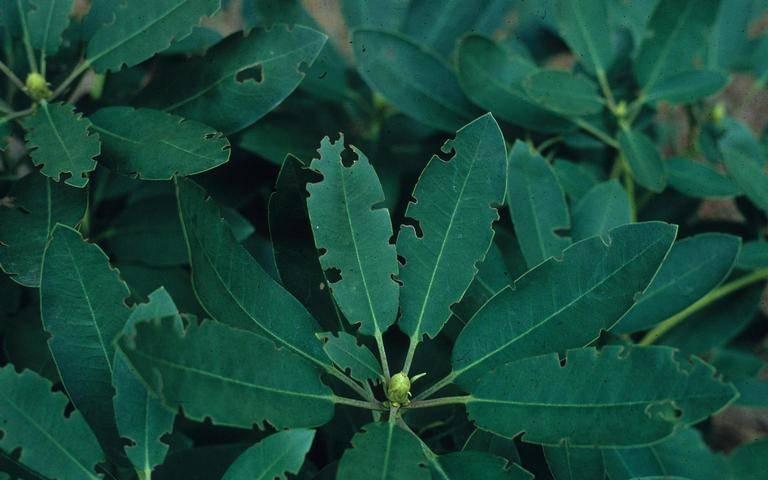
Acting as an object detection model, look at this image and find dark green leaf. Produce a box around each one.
[462,429,521,465]
[729,437,768,480]
[524,70,603,116]
[643,70,729,105]
[452,222,676,387]
[618,126,667,192]
[40,224,131,456]
[552,159,599,202]
[175,177,328,367]
[403,0,491,57]
[85,0,221,72]
[353,29,477,132]
[603,428,728,480]
[571,180,631,241]
[24,102,101,188]
[431,451,533,480]
[452,243,511,324]
[221,429,315,480]
[145,25,327,134]
[466,346,737,447]
[543,442,604,480]
[317,331,383,384]
[736,241,768,269]
[0,172,86,287]
[667,157,740,198]
[342,0,409,31]
[0,366,104,480]
[457,35,573,133]
[398,114,507,344]
[89,107,230,180]
[720,120,768,212]
[613,233,740,333]
[506,141,571,267]
[555,0,613,76]
[118,316,336,429]
[26,0,74,54]
[306,135,399,337]
[337,422,430,480]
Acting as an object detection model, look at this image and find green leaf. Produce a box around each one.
[26,0,74,55]
[337,422,430,480]
[452,242,512,324]
[145,25,327,134]
[452,222,677,387]
[463,429,521,465]
[117,316,336,429]
[602,428,728,480]
[729,437,768,480]
[466,346,737,447]
[398,113,507,344]
[720,121,768,212]
[403,0,490,58]
[634,0,720,91]
[523,70,603,116]
[543,442,604,480]
[431,451,533,480]
[85,0,221,73]
[238,116,320,166]
[221,429,315,480]
[555,0,613,76]
[353,29,477,132]
[317,331,383,384]
[89,107,230,180]
[618,126,667,192]
[305,135,399,337]
[737,241,768,269]
[667,157,740,198]
[614,233,740,334]
[269,155,339,329]
[175,177,328,368]
[24,102,101,188]
[506,141,571,268]
[0,366,104,480]
[643,70,729,105]
[113,289,177,477]
[341,0,409,31]
[571,180,631,241]
[552,159,599,203]
[0,172,86,287]
[456,35,573,133]
[40,224,131,456]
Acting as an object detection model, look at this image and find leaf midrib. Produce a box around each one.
[471,391,730,408]
[92,124,223,162]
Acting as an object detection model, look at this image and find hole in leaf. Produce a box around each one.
[397,254,407,266]
[391,273,403,286]
[437,139,456,162]
[236,64,263,84]
[341,148,358,167]
[401,217,424,238]
[325,267,342,283]
[297,60,310,74]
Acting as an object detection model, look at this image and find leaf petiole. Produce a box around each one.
[407,395,471,409]
[332,396,386,411]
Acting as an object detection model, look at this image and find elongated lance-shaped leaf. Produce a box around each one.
[456,35,573,133]
[269,155,340,330]
[523,70,604,116]
[24,102,101,188]
[403,0,492,58]
[430,451,533,480]
[337,422,431,480]
[175,177,328,368]
[89,107,230,180]
[85,0,221,73]
[113,288,178,478]
[26,0,74,55]
[506,141,571,268]
[667,157,740,198]
[643,70,729,105]
[0,366,104,480]
[634,0,721,91]
[397,113,507,348]
[451,222,677,387]
[543,441,603,480]
[613,233,740,334]
[555,0,613,76]
[618,126,667,193]
[40,224,131,457]
[353,29,478,132]
[720,120,768,212]
[466,346,737,447]
[0,172,86,287]
[571,179,631,241]
[452,242,512,324]
[602,427,728,480]
[142,25,327,134]
[305,135,399,338]
[221,429,315,480]
[117,316,336,429]
[317,332,383,384]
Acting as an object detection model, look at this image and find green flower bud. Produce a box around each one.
[25,73,52,102]
[712,102,727,124]
[387,372,411,406]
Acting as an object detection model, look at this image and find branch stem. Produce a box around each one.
[573,118,619,149]
[413,373,456,401]
[0,60,26,91]
[374,331,391,380]
[408,395,470,409]
[327,368,375,402]
[333,396,385,410]
[51,60,91,100]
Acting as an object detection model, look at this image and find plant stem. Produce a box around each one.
[17,0,39,74]
[0,60,26,92]
[402,337,418,375]
[596,69,617,112]
[413,373,456,401]
[537,135,563,153]
[327,368,376,402]
[333,396,385,411]
[573,118,619,149]
[0,106,35,125]
[374,331,391,380]
[408,395,471,409]
[623,161,636,222]
[639,267,768,345]
[51,60,90,100]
